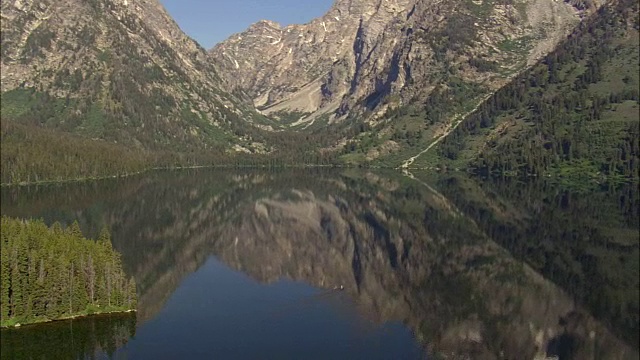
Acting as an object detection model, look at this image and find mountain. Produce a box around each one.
[211,0,600,129]
[211,0,639,176]
[0,0,268,153]
[434,0,639,178]
[1,0,637,182]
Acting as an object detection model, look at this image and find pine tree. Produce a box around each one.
[0,220,11,321]
[1,217,136,326]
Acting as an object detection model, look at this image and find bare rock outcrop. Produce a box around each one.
[210,0,604,127]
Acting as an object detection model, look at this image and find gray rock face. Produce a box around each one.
[210,0,414,118]
[0,0,608,153]
[210,0,603,126]
[208,178,635,360]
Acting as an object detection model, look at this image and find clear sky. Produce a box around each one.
[160,0,334,49]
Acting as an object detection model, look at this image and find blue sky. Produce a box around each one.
[160,0,334,49]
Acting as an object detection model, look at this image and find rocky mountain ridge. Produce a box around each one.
[211,0,602,129]
[1,0,635,177]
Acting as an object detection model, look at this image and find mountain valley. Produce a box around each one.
[1,2,639,357]
[0,0,638,183]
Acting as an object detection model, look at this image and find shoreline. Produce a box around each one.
[1,164,637,188]
[0,164,360,187]
[0,170,150,188]
[1,309,136,330]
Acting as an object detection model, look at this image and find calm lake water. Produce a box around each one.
[1,169,638,359]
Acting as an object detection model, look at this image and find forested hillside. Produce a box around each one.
[0,217,136,327]
[0,0,638,184]
[430,0,639,179]
[0,119,243,185]
[0,118,344,184]
[0,120,150,184]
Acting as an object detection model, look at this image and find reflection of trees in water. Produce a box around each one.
[432,175,639,349]
[1,169,637,359]
[208,172,637,359]
[0,312,136,360]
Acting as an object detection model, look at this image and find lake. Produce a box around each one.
[1,169,638,359]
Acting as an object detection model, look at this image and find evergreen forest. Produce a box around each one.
[0,217,137,327]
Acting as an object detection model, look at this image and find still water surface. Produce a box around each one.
[1,169,638,359]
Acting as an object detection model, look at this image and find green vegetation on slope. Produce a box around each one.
[335,75,488,168]
[433,0,639,179]
[0,217,137,328]
[2,1,637,183]
[0,120,150,184]
[0,117,347,185]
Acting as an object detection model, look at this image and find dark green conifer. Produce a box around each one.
[0,217,136,327]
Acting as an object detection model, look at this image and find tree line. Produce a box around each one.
[0,120,152,185]
[0,217,136,327]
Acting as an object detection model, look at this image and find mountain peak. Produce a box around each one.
[329,0,412,17]
[211,0,600,127]
[251,19,282,30]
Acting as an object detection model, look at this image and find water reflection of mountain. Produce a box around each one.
[1,169,637,359]
[428,174,639,348]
